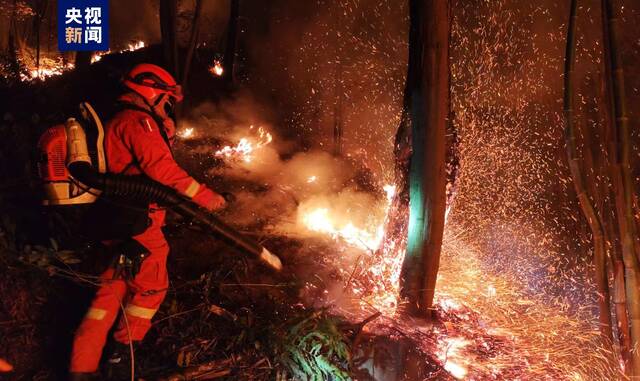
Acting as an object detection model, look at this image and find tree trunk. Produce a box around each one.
[8,0,20,80]
[602,0,640,377]
[399,0,450,317]
[376,0,417,276]
[75,51,92,72]
[33,0,47,73]
[563,0,614,345]
[223,0,240,84]
[598,29,631,368]
[181,0,205,88]
[160,0,179,76]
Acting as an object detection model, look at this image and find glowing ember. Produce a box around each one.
[383,184,396,202]
[209,60,224,77]
[437,336,470,379]
[21,57,74,81]
[177,127,195,139]
[307,175,318,183]
[214,126,272,163]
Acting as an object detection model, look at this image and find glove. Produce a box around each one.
[192,187,226,211]
[206,192,227,211]
[112,239,150,280]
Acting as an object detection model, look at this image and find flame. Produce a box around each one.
[307,175,318,183]
[300,184,396,252]
[301,208,385,251]
[437,336,471,379]
[91,40,145,64]
[177,127,195,139]
[21,57,74,81]
[209,60,224,77]
[214,126,273,163]
[126,40,146,51]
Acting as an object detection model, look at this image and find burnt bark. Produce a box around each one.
[398,0,450,317]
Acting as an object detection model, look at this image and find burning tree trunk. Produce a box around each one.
[160,0,179,76]
[562,0,614,344]
[223,0,240,84]
[601,0,640,376]
[398,0,450,317]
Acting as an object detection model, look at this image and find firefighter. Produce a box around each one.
[69,63,226,379]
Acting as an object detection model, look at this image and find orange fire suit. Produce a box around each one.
[70,94,223,373]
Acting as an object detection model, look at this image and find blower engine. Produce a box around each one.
[36,103,282,271]
[37,102,105,206]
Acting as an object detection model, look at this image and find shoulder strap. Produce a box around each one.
[115,102,173,152]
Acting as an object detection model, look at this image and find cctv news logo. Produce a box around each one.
[58,0,109,51]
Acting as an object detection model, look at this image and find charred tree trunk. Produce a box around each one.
[602,0,640,377]
[399,0,450,317]
[223,0,240,84]
[563,0,613,344]
[160,0,179,76]
[181,0,205,88]
[377,0,418,273]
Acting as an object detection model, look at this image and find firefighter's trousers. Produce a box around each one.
[70,209,168,373]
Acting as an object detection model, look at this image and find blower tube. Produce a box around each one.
[67,161,283,271]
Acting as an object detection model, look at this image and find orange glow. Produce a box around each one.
[21,57,74,81]
[209,60,224,77]
[91,40,146,64]
[214,126,272,163]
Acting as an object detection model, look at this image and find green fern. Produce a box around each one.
[278,312,352,380]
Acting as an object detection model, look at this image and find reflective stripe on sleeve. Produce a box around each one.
[85,307,107,320]
[124,304,157,320]
[183,180,200,198]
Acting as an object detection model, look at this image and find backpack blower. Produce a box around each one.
[37,103,282,271]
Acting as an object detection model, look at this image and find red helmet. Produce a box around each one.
[122,63,183,103]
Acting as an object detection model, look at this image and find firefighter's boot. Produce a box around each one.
[105,342,136,380]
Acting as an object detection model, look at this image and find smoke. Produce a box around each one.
[179,93,389,246]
